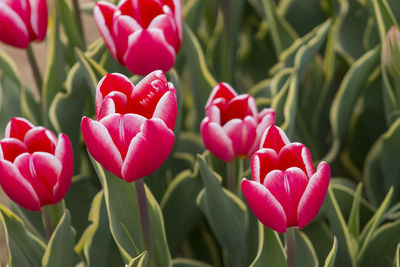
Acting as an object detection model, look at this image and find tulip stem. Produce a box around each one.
[134,179,153,261]
[41,201,65,241]
[26,45,42,94]
[286,227,296,267]
[227,160,236,194]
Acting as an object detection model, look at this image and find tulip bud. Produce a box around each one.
[200,82,275,162]
[0,0,48,48]
[241,125,330,233]
[93,0,182,75]
[81,70,177,182]
[385,26,400,78]
[0,118,73,211]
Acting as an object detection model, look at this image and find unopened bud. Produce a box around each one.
[385,26,400,78]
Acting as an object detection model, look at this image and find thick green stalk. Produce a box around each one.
[71,0,86,47]
[227,160,237,194]
[26,45,42,94]
[41,201,64,240]
[286,227,296,267]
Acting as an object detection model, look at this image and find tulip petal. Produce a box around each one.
[206,82,237,108]
[24,127,57,154]
[260,125,290,152]
[100,113,146,159]
[263,168,308,227]
[222,95,258,124]
[123,28,176,75]
[0,138,28,162]
[223,117,257,157]
[129,70,169,118]
[153,88,177,130]
[201,119,234,162]
[96,73,133,116]
[251,149,278,183]
[171,0,182,42]
[81,117,123,178]
[205,105,221,124]
[121,118,174,182]
[132,0,163,28]
[148,13,179,51]
[0,3,30,48]
[29,0,47,40]
[5,117,34,140]
[0,160,40,211]
[278,143,315,177]
[94,2,118,59]
[248,108,275,155]
[297,162,330,228]
[241,179,287,233]
[113,15,141,62]
[53,134,73,203]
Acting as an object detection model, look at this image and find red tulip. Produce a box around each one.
[201,82,275,162]
[241,125,330,233]
[0,118,73,211]
[0,0,48,48]
[94,0,182,75]
[81,70,177,182]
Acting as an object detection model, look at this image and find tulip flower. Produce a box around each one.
[93,0,182,75]
[241,125,330,233]
[81,70,177,182]
[0,118,73,211]
[201,82,275,162]
[0,0,48,48]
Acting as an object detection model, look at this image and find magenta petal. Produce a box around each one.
[5,117,34,140]
[172,0,182,42]
[123,29,176,75]
[94,2,118,59]
[148,13,179,51]
[0,3,29,48]
[100,113,146,159]
[297,162,331,228]
[260,125,290,153]
[0,160,40,211]
[24,127,57,154]
[251,149,278,184]
[0,138,28,162]
[200,119,234,162]
[113,15,141,62]
[121,118,174,182]
[81,117,123,178]
[248,108,275,154]
[223,117,257,157]
[152,89,177,131]
[241,179,287,233]
[206,82,237,108]
[29,0,47,40]
[53,134,73,203]
[278,143,315,177]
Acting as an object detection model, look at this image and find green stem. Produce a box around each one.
[71,0,86,47]
[41,202,64,241]
[227,160,236,194]
[134,179,153,261]
[26,45,42,94]
[286,227,296,267]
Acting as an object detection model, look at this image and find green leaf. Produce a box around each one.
[0,48,22,87]
[90,158,171,266]
[55,0,85,50]
[128,252,148,267]
[295,230,319,267]
[250,223,286,267]
[172,258,213,267]
[196,154,248,267]
[0,74,21,137]
[323,187,356,267]
[347,183,363,238]
[357,187,394,259]
[302,221,334,265]
[358,219,400,267]
[394,243,400,267]
[75,191,123,267]
[0,205,46,267]
[324,237,338,267]
[42,6,66,116]
[161,165,203,253]
[182,23,217,128]
[325,47,380,162]
[42,210,75,267]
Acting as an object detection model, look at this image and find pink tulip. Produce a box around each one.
[200,82,275,162]
[241,125,330,233]
[93,0,182,75]
[81,70,177,182]
[0,118,73,211]
[0,0,48,48]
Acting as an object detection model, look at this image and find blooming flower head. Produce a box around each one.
[0,0,48,48]
[81,70,177,182]
[0,118,73,211]
[241,125,330,233]
[94,0,182,75]
[201,82,275,162]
